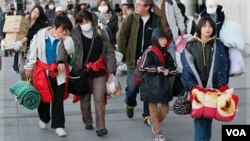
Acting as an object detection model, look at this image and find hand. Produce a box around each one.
[25,69,33,79]
[180,31,185,37]
[157,66,164,73]
[13,41,23,51]
[163,69,169,76]
[57,63,65,72]
[1,39,6,51]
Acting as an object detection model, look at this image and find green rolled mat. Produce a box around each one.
[9,81,27,95]
[10,81,40,110]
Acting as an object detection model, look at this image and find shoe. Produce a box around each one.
[126,106,134,118]
[55,128,67,137]
[39,120,47,129]
[85,125,93,130]
[144,116,152,127]
[154,134,166,141]
[96,128,108,136]
[12,67,19,74]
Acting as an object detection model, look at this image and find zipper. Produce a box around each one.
[202,42,206,66]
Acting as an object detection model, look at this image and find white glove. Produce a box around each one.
[1,40,5,51]
[13,41,23,51]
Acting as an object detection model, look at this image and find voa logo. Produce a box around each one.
[226,129,247,136]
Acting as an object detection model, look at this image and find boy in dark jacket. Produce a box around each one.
[139,28,177,141]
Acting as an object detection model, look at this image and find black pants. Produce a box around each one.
[38,77,65,128]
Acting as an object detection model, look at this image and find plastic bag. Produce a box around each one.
[229,47,246,77]
[115,50,123,66]
[106,74,122,97]
[220,21,245,50]
[116,63,127,76]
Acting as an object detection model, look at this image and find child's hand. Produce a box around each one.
[163,69,169,76]
[157,67,164,73]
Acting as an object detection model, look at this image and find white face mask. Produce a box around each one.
[49,5,55,10]
[81,23,92,32]
[98,5,108,14]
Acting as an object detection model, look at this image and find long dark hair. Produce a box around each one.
[75,11,95,27]
[29,5,47,27]
[195,16,216,38]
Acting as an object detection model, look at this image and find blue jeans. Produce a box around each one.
[125,68,149,117]
[194,118,213,141]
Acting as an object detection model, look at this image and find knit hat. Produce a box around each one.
[206,0,217,14]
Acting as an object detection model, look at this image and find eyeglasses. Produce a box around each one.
[134,3,145,7]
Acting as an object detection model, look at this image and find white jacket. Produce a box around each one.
[24,27,74,70]
[161,0,186,42]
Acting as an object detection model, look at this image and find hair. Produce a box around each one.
[52,14,73,31]
[75,11,94,26]
[151,27,168,47]
[29,5,47,27]
[96,0,112,13]
[195,16,216,38]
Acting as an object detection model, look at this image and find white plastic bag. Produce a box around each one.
[115,50,123,65]
[116,63,127,76]
[220,21,245,50]
[106,74,122,97]
[229,47,246,77]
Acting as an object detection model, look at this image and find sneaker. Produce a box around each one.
[96,128,108,136]
[154,134,166,141]
[144,116,152,127]
[39,120,47,129]
[55,128,67,137]
[12,67,19,74]
[127,106,134,118]
[85,125,93,130]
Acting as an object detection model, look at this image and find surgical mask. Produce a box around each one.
[49,5,55,10]
[98,5,108,14]
[81,23,92,32]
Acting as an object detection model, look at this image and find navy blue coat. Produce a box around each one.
[181,38,230,91]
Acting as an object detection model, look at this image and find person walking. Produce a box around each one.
[12,5,47,80]
[117,0,162,125]
[181,16,230,141]
[45,0,56,26]
[199,0,225,38]
[93,0,118,47]
[24,15,74,137]
[69,11,116,136]
[139,28,177,141]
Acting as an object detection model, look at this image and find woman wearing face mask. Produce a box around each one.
[45,0,56,26]
[69,11,116,136]
[93,0,118,47]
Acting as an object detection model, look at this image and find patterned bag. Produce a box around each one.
[173,92,191,115]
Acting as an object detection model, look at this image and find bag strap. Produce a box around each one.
[84,31,96,66]
[151,46,165,65]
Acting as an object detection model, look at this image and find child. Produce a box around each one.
[139,27,177,141]
[181,16,230,141]
[24,15,74,137]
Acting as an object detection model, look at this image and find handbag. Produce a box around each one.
[68,32,95,96]
[173,92,191,115]
[68,70,90,96]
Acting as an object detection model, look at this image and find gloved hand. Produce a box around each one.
[1,39,5,51]
[13,41,23,51]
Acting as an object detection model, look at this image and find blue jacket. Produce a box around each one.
[181,37,229,91]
